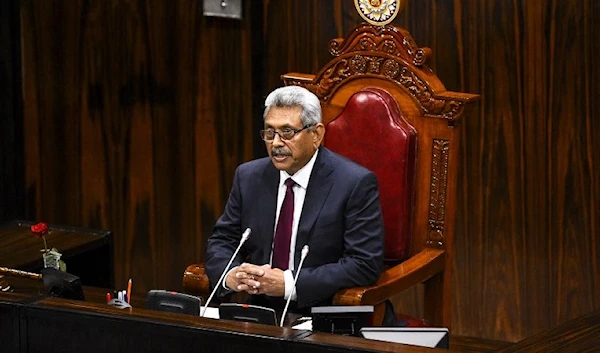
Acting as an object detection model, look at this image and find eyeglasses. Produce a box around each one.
[259,125,314,141]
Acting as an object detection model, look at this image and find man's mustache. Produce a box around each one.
[271,147,292,157]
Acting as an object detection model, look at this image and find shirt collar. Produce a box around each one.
[279,148,319,189]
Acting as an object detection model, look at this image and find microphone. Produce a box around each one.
[279,245,309,327]
[201,228,251,317]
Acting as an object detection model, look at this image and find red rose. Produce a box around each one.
[31,222,49,238]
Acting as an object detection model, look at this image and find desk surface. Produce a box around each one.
[0,220,111,270]
[1,279,453,353]
[496,308,600,353]
[0,220,113,288]
[3,276,599,352]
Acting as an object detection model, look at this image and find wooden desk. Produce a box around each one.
[0,290,30,352]
[1,281,454,353]
[496,309,600,353]
[24,300,453,353]
[0,220,113,288]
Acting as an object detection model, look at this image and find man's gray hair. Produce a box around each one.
[263,86,322,126]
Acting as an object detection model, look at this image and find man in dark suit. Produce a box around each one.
[205,86,384,312]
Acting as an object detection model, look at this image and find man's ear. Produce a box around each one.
[312,123,325,147]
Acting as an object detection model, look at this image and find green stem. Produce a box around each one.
[43,236,48,253]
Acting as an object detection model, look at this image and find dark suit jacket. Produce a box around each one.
[205,146,384,309]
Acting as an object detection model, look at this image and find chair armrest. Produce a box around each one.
[333,248,446,306]
[182,263,210,296]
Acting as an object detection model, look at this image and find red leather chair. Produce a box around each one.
[184,21,479,329]
[324,87,416,263]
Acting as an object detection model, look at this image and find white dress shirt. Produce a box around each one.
[274,148,319,300]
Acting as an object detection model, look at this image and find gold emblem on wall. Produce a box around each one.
[354,0,403,26]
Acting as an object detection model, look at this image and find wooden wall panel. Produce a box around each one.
[453,0,600,341]
[17,0,599,343]
[20,0,254,294]
[260,0,599,342]
[0,0,24,222]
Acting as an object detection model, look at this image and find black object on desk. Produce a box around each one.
[311,305,374,337]
[41,268,85,301]
[219,303,277,325]
[146,290,202,315]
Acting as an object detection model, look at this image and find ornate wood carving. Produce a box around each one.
[328,24,428,65]
[282,24,474,121]
[428,139,449,247]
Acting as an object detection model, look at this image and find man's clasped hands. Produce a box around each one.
[225,263,286,297]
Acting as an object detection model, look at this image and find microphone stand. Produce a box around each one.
[201,228,251,317]
[280,245,309,327]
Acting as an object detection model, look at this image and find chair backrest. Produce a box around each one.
[283,23,479,263]
[324,87,416,262]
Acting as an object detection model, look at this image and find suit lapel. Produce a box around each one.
[256,163,279,265]
[294,148,334,268]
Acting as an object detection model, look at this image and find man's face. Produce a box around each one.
[264,106,324,175]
